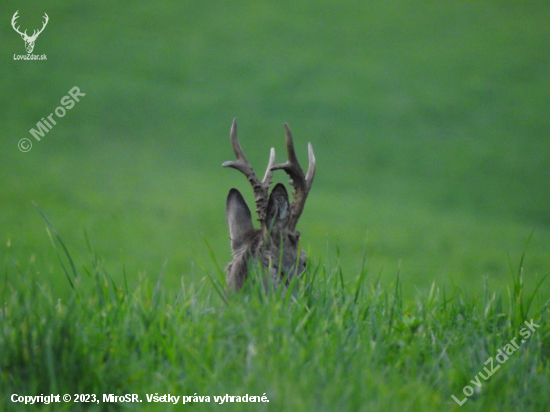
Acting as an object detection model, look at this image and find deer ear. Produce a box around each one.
[226,188,254,251]
[266,183,290,230]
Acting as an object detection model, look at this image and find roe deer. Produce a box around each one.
[223,119,315,292]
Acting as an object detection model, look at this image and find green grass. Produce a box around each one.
[2,0,550,296]
[2,242,549,411]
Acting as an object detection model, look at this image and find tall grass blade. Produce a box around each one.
[34,201,78,289]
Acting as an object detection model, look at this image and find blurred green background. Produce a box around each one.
[2,0,549,297]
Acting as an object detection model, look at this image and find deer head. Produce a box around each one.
[223,119,315,292]
[12,11,49,54]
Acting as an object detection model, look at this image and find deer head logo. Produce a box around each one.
[11,11,49,54]
[223,119,316,292]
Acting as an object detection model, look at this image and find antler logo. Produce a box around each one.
[11,11,49,54]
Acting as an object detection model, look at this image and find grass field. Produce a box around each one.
[2,248,549,411]
[2,0,550,410]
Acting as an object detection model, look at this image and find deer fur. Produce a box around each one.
[223,119,315,292]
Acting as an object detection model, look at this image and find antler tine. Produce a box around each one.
[305,141,316,187]
[222,118,273,224]
[271,123,315,231]
[262,147,276,185]
[222,118,250,172]
[33,13,49,37]
[11,11,25,36]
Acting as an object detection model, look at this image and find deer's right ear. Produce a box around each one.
[226,188,254,252]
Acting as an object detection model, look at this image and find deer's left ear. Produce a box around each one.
[266,183,290,231]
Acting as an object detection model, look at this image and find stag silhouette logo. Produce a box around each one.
[11,11,49,54]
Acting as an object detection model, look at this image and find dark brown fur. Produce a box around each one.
[225,185,307,291]
[223,119,315,292]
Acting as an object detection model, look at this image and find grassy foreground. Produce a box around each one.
[2,242,549,412]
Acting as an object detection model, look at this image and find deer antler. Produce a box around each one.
[11,11,26,37]
[222,118,276,224]
[271,123,316,231]
[30,13,49,40]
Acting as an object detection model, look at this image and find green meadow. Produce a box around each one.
[1,0,549,410]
